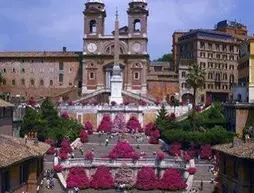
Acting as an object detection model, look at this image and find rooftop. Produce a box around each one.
[213,140,254,159]
[0,135,50,168]
[0,99,14,107]
[0,51,81,58]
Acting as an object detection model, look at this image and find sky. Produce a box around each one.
[0,0,253,60]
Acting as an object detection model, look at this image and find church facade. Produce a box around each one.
[0,0,179,103]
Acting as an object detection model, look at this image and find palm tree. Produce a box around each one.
[186,63,206,105]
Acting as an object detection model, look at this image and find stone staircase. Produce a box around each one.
[74,88,110,103]
[121,90,156,103]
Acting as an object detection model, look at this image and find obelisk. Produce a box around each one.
[110,8,123,104]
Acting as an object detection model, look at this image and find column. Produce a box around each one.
[141,62,147,94]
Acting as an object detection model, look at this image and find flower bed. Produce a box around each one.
[169,142,182,156]
[126,116,142,133]
[85,152,94,160]
[187,167,197,175]
[66,167,90,189]
[53,164,63,173]
[135,167,158,190]
[84,121,93,135]
[80,130,88,143]
[98,115,112,132]
[200,144,213,160]
[112,113,126,133]
[108,141,137,159]
[90,166,114,189]
[159,168,187,191]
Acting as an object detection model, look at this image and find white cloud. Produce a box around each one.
[0,0,236,58]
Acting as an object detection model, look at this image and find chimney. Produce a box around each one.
[63,47,67,52]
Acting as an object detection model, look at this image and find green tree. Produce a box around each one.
[155,104,170,133]
[41,97,59,127]
[186,63,206,105]
[156,53,173,62]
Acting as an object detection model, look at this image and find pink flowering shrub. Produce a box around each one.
[68,100,73,106]
[61,111,69,119]
[156,152,165,161]
[66,167,90,189]
[28,97,36,107]
[112,113,126,133]
[108,141,136,159]
[84,121,93,135]
[200,144,213,160]
[168,113,176,120]
[139,100,147,106]
[47,146,56,155]
[149,129,160,144]
[169,142,182,156]
[183,152,191,162]
[115,166,135,188]
[126,116,142,133]
[188,167,197,175]
[90,166,114,189]
[123,100,129,105]
[59,152,68,160]
[187,146,197,158]
[85,152,94,160]
[155,100,161,106]
[144,122,154,136]
[53,164,63,173]
[135,167,158,190]
[45,138,56,155]
[132,152,141,161]
[60,138,72,154]
[80,130,88,143]
[97,115,112,132]
[159,168,187,191]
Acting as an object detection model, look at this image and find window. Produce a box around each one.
[21,79,25,85]
[134,72,140,80]
[89,20,97,33]
[2,68,6,73]
[69,68,73,73]
[208,43,212,50]
[21,68,25,73]
[230,45,234,52]
[19,164,29,184]
[230,74,234,83]
[59,62,64,70]
[181,83,186,88]
[12,68,16,73]
[134,19,141,32]
[216,44,220,51]
[223,44,227,51]
[59,74,64,82]
[50,80,53,86]
[200,41,205,48]
[181,71,186,78]
[89,72,94,80]
[2,79,6,85]
[40,79,44,86]
[1,171,10,193]
[12,79,16,85]
[222,55,227,60]
[229,55,234,60]
[223,73,227,80]
[216,54,220,59]
[30,79,35,86]
[69,82,73,86]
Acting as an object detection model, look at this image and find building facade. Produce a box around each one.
[215,20,248,38]
[0,99,13,136]
[0,49,81,100]
[237,38,254,102]
[0,135,49,193]
[177,29,240,103]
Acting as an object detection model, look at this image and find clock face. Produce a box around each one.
[133,42,141,53]
[87,43,97,53]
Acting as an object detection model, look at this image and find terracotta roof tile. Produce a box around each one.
[213,142,254,159]
[0,99,13,107]
[0,51,81,58]
[0,135,50,168]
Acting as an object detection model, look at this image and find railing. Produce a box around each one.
[60,158,186,169]
[121,90,156,103]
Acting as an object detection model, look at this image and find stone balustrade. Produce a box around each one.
[59,157,186,169]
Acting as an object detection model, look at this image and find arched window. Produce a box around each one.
[223,73,227,80]
[89,20,97,33]
[40,79,44,86]
[50,80,53,86]
[181,83,186,88]
[216,73,221,81]
[120,47,124,54]
[181,71,186,78]
[134,19,141,32]
[12,80,16,86]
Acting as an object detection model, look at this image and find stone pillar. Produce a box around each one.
[97,63,104,89]
[82,60,88,94]
[127,62,132,91]
[141,62,147,94]
[105,71,109,89]
[27,159,38,193]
